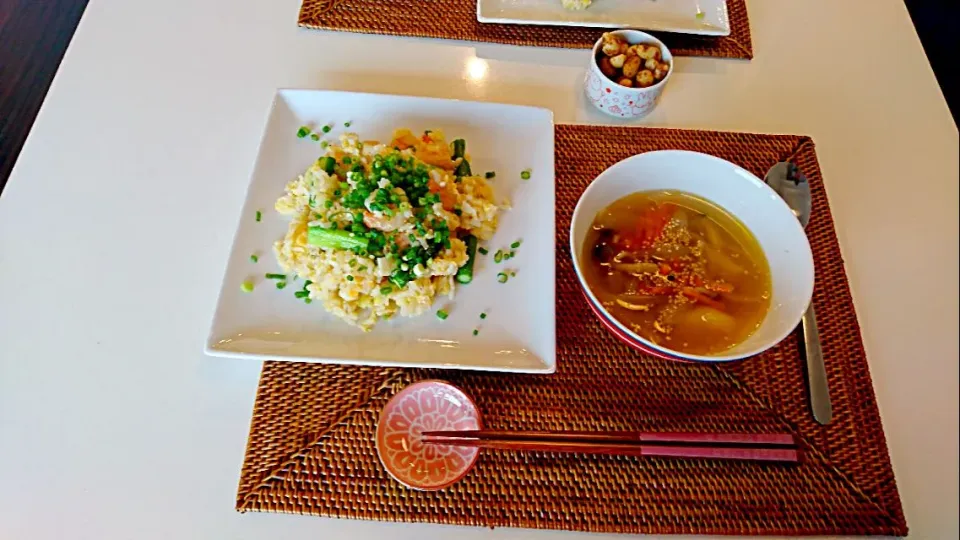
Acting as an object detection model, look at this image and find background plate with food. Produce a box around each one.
[206,90,556,373]
[477,0,731,36]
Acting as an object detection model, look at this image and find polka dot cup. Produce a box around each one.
[584,29,673,120]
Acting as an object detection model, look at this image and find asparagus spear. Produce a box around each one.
[456,235,478,284]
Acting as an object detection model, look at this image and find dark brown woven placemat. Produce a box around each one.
[236,125,907,536]
[299,0,753,59]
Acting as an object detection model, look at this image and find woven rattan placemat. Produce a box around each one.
[298,0,754,59]
[236,125,906,536]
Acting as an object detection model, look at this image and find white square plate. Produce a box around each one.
[478,0,730,36]
[206,90,556,373]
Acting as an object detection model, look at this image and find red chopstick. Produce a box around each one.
[421,430,800,463]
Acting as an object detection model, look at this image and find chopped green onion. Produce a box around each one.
[497,272,508,283]
[322,125,332,133]
[265,273,286,280]
[310,133,320,141]
[380,285,393,295]
[485,171,496,179]
[344,121,352,127]
[480,312,487,319]
[494,250,503,263]
[478,247,489,255]
[520,169,531,180]
[510,240,521,249]
[436,310,449,320]
[320,140,329,149]
[296,126,311,138]
[511,271,517,277]
[696,11,705,19]
[472,329,479,336]
[508,251,516,259]
[276,281,287,290]
[294,290,309,299]
[317,156,336,174]
[342,157,352,165]
[249,254,258,263]
[241,280,254,293]
[324,199,334,209]
[255,210,262,222]
[346,275,354,282]
[304,298,312,304]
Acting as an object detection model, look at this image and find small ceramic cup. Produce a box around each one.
[584,29,674,119]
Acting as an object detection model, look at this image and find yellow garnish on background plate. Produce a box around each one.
[561,0,592,10]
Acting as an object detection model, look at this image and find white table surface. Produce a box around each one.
[0,0,956,538]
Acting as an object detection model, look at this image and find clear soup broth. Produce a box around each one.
[582,191,772,356]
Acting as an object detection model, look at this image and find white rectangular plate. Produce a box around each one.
[478,0,730,36]
[206,90,556,373]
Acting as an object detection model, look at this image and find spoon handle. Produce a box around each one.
[801,303,833,424]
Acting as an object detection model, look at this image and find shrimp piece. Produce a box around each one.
[363,210,406,232]
[428,170,459,211]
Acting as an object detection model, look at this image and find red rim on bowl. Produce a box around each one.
[578,288,694,363]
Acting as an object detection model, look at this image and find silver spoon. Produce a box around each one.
[764,162,833,425]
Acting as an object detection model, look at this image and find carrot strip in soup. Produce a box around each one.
[682,287,725,310]
[635,203,675,248]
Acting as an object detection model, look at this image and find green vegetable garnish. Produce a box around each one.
[497,272,508,283]
[472,329,479,336]
[436,309,449,320]
[249,254,258,263]
[451,139,471,177]
[485,171,496,179]
[696,11,705,19]
[456,235,478,284]
[452,139,466,159]
[510,240,521,249]
[296,126,311,138]
[480,312,487,319]
[304,298,312,304]
[255,210,262,222]
[520,169,531,180]
[344,121,352,127]
[346,275,354,282]
[240,280,254,293]
[494,250,503,263]
[265,273,286,280]
[320,140,329,149]
[276,281,287,290]
[478,247,489,255]
[310,133,320,141]
[322,125,332,133]
[294,290,309,299]
[324,199,334,209]
[380,285,393,295]
[317,156,336,175]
